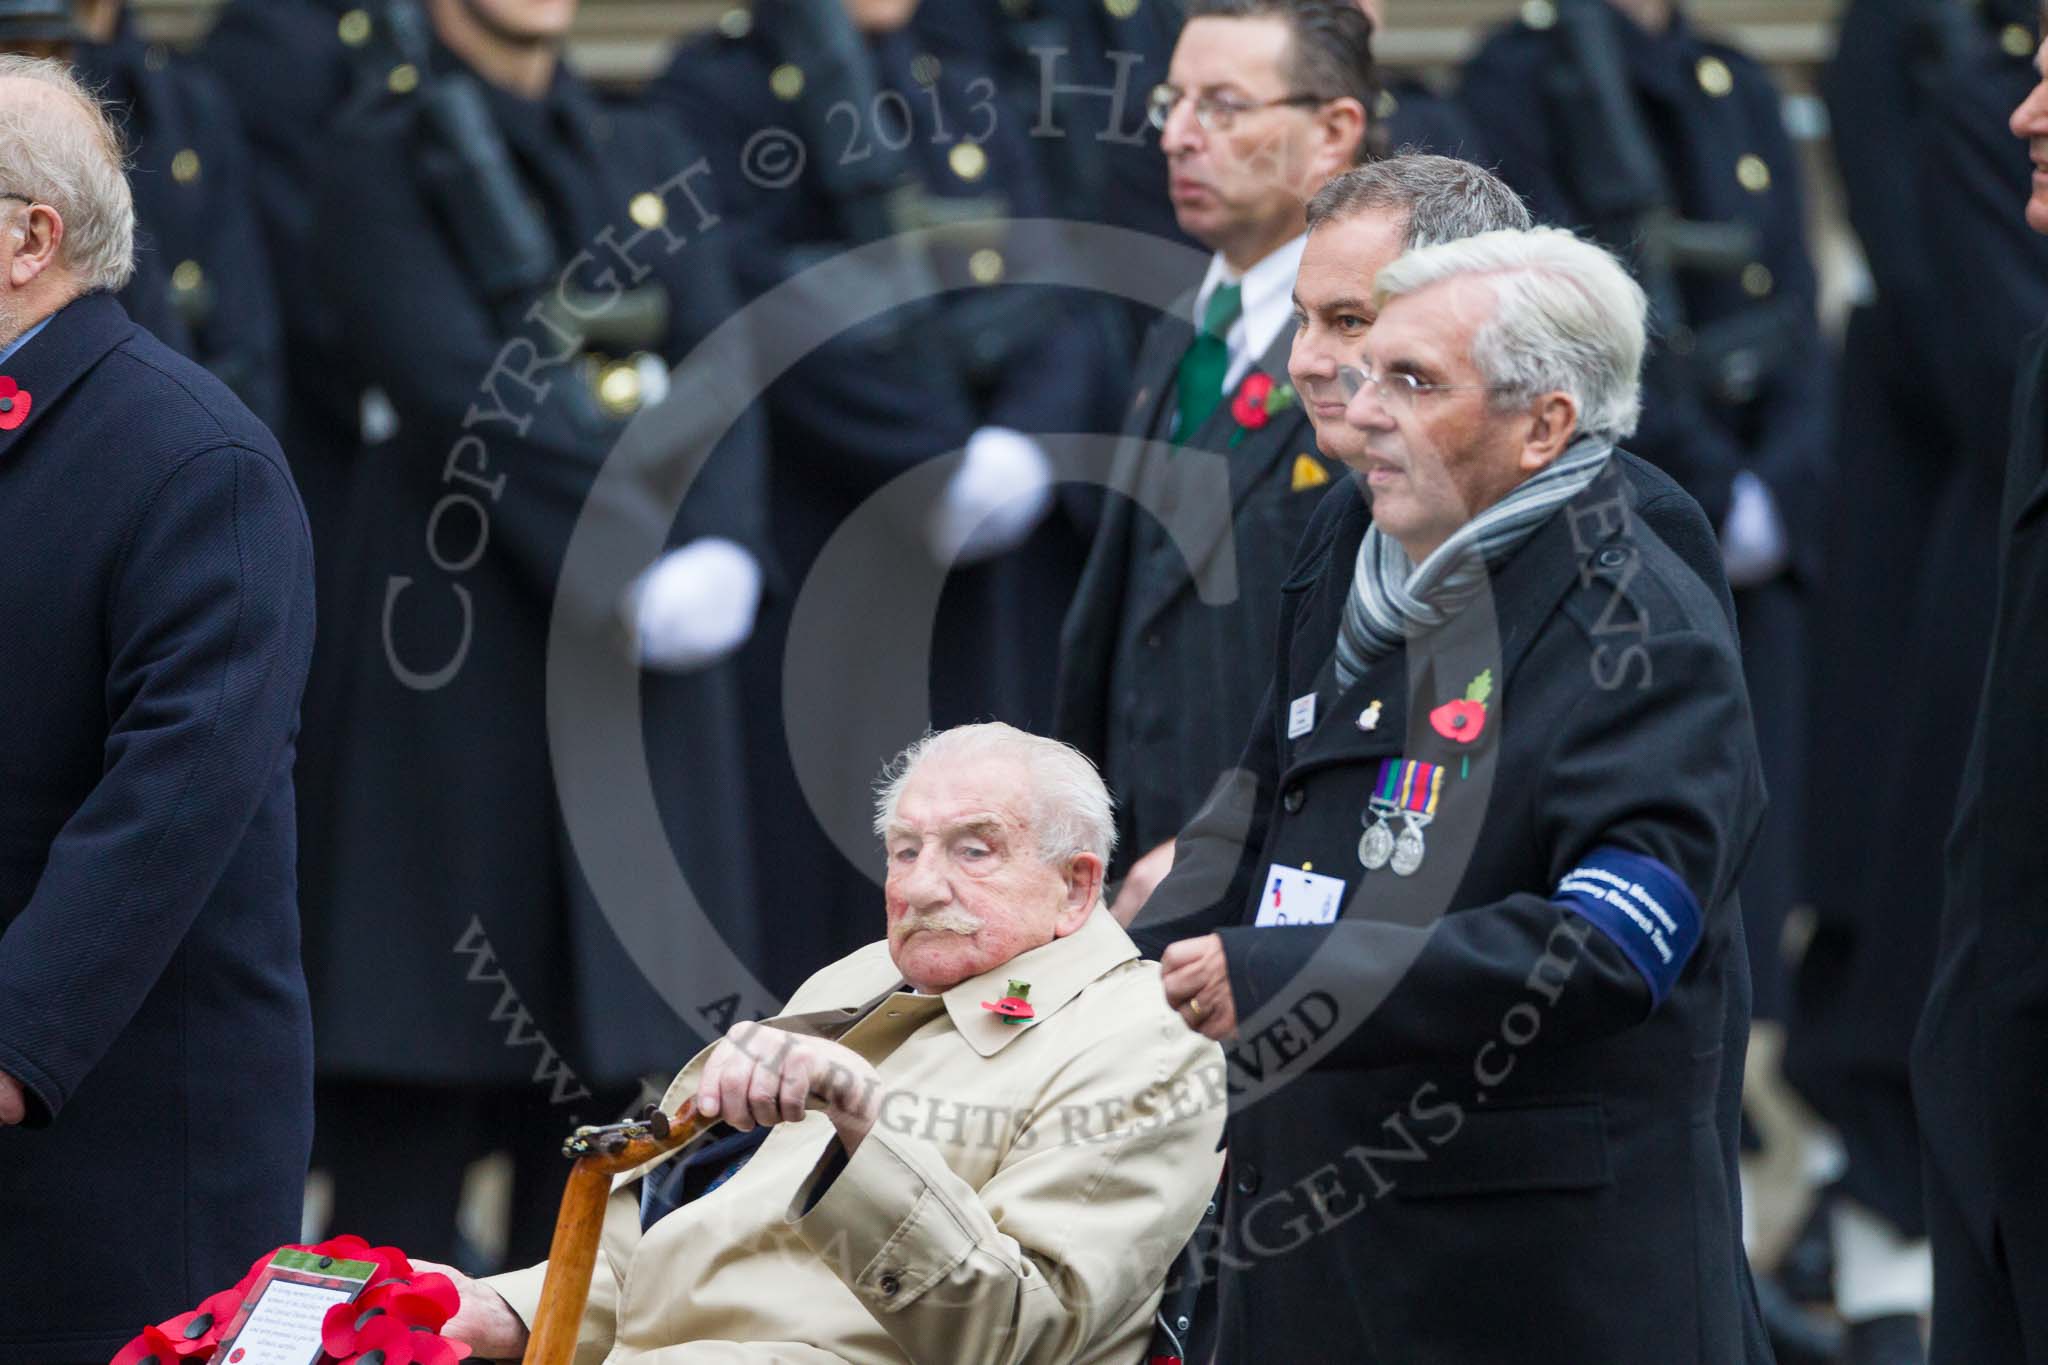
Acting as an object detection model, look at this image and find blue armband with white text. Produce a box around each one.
[1553,846,1704,1009]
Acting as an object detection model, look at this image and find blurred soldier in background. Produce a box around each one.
[198,0,386,535]
[280,0,773,1270]
[1788,4,2048,1362]
[985,0,1187,249]
[1461,0,1830,1041]
[1459,22,1831,1334]
[1352,0,1483,157]
[653,0,1123,985]
[1056,0,1372,908]
[0,0,282,425]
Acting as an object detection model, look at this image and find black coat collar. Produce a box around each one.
[0,292,134,461]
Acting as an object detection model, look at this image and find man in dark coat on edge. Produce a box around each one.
[0,55,315,1364]
[1911,26,2048,1365]
[1132,227,1770,1361]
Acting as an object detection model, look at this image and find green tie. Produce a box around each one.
[1173,281,1243,438]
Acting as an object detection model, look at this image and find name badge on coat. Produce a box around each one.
[1255,864,1347,926]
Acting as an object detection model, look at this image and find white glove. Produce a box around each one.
[630,537,763,671]
[928,426,1055,566]
[1721,470,1791,589]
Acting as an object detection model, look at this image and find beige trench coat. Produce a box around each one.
[488,909,1225,1364]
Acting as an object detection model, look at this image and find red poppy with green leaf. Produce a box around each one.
[1228,372,1298,436]
[1430,669,1494,745]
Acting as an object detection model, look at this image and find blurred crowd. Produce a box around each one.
[4,0,2043,1361]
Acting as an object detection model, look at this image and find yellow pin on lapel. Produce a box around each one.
[1290,453,1330,492]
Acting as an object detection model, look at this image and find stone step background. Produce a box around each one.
[131,0,1844,82]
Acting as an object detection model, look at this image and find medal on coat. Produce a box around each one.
[1359,788,1397,870]
[1361,757,1443,874]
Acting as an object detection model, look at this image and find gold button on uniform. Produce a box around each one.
[1104,0,1139,18]
[969,249,1005,284]
[1736,154,1772,193]
[337,8,372,47]
[1374,89,1400,120]
[170,148,201,184]
[948,141,988,182]
[911,53,942,87]
[171,260,204,294]
[2003,24,2037,59]
[717,7,752,39]
[1521,0,1558,31]
[595,361,644,417]
[1696,56,1734,98]
[629,192,667,230]
[770,64,805,101]
[1741,263,1775,298]
[388,63,420,95]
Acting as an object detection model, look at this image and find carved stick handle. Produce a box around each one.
[522,1110,711,1365]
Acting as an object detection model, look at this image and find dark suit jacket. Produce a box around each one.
[1132,454,1767,1362]
[1914,324,2048,1362]
[0,292,315,1362]
[1056,296,1333,875]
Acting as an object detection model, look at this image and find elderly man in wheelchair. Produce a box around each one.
[429,724,1226,1364]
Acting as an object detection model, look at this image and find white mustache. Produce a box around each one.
[898,907,983,937]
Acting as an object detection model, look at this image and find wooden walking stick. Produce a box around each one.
[522,1104,712,1365]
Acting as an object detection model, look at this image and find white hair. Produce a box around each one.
[1373,226,1646,442]
[873,723,1117,867]
[0,55,136,294]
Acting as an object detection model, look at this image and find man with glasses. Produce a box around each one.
[1057,0,1373,917]
[1132,227,1771,1360]
[0,54,314,1365]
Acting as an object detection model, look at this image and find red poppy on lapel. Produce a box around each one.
[0,376,29,431]
[1230,372,1275,430]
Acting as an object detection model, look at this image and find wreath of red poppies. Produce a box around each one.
[111,1235,471,1365]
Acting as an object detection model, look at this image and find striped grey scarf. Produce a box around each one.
[1334,436,1614,688]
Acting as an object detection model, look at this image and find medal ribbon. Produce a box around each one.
[1373,759,1444,816]
[1373,757,1402,806]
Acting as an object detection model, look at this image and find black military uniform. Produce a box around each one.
[1375,77,1484,160]
[1132,453,1767,1361]
[286,33,771,1266]
[983,0,1186,247]
[74,13,284,429]
[1057,300,1330,879]
[1460,4,1832,1020]
[654,2,1122,981]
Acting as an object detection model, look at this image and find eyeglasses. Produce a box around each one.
[1336,365,1514,412]
[1146,83,1332,133]
[0,193,31,204]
